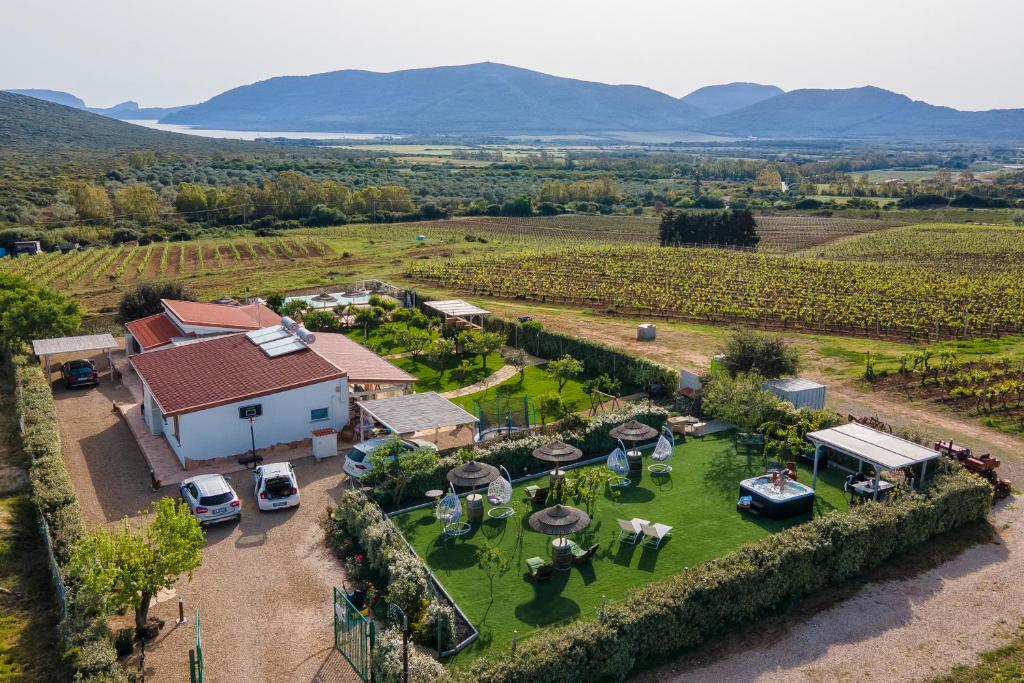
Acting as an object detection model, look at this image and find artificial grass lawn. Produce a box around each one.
[449,364,591,414]
[392,433,851,664]
[390,352,505,393]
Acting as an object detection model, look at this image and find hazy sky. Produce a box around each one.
[2,0,1021,110]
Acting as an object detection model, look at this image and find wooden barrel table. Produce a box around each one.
[551,537,573,571]
[466,494,484,523]
[626,450,643,473]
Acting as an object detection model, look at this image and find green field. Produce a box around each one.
[393,433,850,664]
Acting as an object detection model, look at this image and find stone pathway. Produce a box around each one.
[439,348,545,399]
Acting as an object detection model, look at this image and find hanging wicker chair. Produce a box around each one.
[436,485,470,537]
[648,426,675,475]
[606,440,630,487]
[486,465,514,519]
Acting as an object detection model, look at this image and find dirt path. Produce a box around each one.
[636,501,1022,683]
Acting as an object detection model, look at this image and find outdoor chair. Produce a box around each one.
[640,522,673,549]
[606,446,630,487]
[526,556,554,582]
[648,426,674,475]
[487,465,514,518]
[525,485,548,504]
[617,517,650,545]
[570,542,600,565]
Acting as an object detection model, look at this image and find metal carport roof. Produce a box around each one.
[31,334,118,356]
[357,392,477,435]
[806,422,940,471]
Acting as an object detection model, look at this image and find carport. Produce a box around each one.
[424,299,490,330]
[32,333,119,382]
[806,422,940,500]
[356,391,478,447]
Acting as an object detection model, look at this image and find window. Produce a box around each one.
[310,407,330,422]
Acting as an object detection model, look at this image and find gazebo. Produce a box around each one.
[423,299,490,330]
[806,423,941,500]
[32,334,119,382]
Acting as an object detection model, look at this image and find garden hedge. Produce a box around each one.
[11,352,126,682]
[483,316,679,392]
[463,466,992,682]
[368,404,669,506]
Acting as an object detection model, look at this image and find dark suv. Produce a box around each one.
[60,359,99,389]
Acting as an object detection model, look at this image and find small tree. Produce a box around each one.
[265,293,285,312]
[537,391,570,425]
[117,281,195,322]
[365,439,439,507]
[476,542,510,601]
[354,306,384,339]
[460,330,505,371]
[69,497,204,636]
[303,310,339,331]
[564,467,619,514]
[397,327,432,363]
[427,337,457,376]
[722,329,799,379]
[0,275,82,349]
[546,355,584,393]
[506,348,529,381]
[701,372,786,433]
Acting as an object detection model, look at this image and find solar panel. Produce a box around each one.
[260,336,308,357]
[246,326,291,344]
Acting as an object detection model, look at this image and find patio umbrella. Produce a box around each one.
[446,460,499,490]
[609,420,658,456]
[532,441,582,476]
[311,292,336,306]
[527,503,591,536]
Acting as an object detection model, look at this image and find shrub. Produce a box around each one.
[722,328,800,379]
[466,467,991,682]
[372,627,450,683]
[117,281,194,323]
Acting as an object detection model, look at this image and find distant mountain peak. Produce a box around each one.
[680,82,784,117]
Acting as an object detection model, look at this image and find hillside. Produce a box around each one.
[700,86,1024,141]
[680,82,783,117]
[0,91,244,155]
[162,62,705,134]
[5,88,86,109]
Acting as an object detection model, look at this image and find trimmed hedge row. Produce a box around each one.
[464,466,992,682]
[483,316,679,391]
[11,353,126,682]
[369,404,669,506]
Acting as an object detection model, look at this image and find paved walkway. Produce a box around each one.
[439,348,545,399]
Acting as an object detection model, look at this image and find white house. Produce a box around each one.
[130,327,349,466]
[124,298,280,355]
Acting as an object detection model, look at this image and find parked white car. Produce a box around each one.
[179,474,241,526]
[253,462,300,511]
[342,437,438,479]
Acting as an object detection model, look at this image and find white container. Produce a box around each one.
[679,369,702,392]
[637,324,656,341]
[764,378,826,410]
[311,427,339,460]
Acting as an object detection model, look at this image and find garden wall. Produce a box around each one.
[10,352,126,682]
[463,466,992,682]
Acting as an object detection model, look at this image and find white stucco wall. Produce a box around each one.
[146,377,348,465]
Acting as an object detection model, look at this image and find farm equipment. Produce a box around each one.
[935,440,1011,501]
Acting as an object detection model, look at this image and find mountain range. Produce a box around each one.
[7,63,1024,142]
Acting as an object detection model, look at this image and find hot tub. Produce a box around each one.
[739,476,815,519]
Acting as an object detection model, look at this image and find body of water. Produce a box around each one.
[124,119,389,141]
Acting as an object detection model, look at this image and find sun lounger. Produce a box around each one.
[617,517,650,544]
[640,522,672,549]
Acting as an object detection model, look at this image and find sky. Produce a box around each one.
[2,0,1021,111]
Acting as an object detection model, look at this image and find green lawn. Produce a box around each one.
[449,364,591,414]
[390,352,505,394]
[343,322,439,356]
[392,433,850,665]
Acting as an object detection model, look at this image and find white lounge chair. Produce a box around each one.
[640,522,672,549]
[617,517,650,544]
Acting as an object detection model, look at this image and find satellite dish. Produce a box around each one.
[280,316,299,332]
[296,327,316,344]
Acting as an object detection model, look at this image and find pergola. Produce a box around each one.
[356,391,478,444]
[32,334,118,382]
[423,299,490,329]
[806,422,940,500]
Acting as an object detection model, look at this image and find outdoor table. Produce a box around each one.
[466,494,484,523]
[425,489,444,501]
[551,537,573,571]
[853,480,894,500]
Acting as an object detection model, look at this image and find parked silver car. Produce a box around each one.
[179,474,241,526]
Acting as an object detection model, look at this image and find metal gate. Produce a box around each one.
[334,587,374,681]
[189,610,204,683]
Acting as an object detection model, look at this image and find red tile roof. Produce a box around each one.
[311,333,416,385]
[125,313,183,350]
[161,299,281,330]
[130,333,345,416]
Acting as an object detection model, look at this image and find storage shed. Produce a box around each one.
[765,378,826,410]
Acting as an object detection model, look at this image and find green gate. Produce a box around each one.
[334,587,374,681]
[189,609,204,683]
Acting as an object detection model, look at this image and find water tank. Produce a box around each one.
[280,316,299,332]
[637,324,656,341]
[296,327,316,344]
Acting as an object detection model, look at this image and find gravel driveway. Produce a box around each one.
[53,356,359,681]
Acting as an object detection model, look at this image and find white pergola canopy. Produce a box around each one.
[32,334,118,382]
[424,299,490,318]
[806,422,940,499]
[357,391,477,437]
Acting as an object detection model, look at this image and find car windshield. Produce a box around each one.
[199,492,233,506]
[347,448,368,463]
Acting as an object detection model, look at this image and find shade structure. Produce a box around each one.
[531,441,583,465]
[609,420,658,443]
[311,292,336,303]
[527,504,591,537]
[447,460,500,489]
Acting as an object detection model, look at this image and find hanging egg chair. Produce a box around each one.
[648,426,675,476]
[436,485,470,537]
[606,440,630,487]
[486,465,514,519]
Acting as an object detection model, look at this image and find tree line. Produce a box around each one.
[658,209,759,248]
